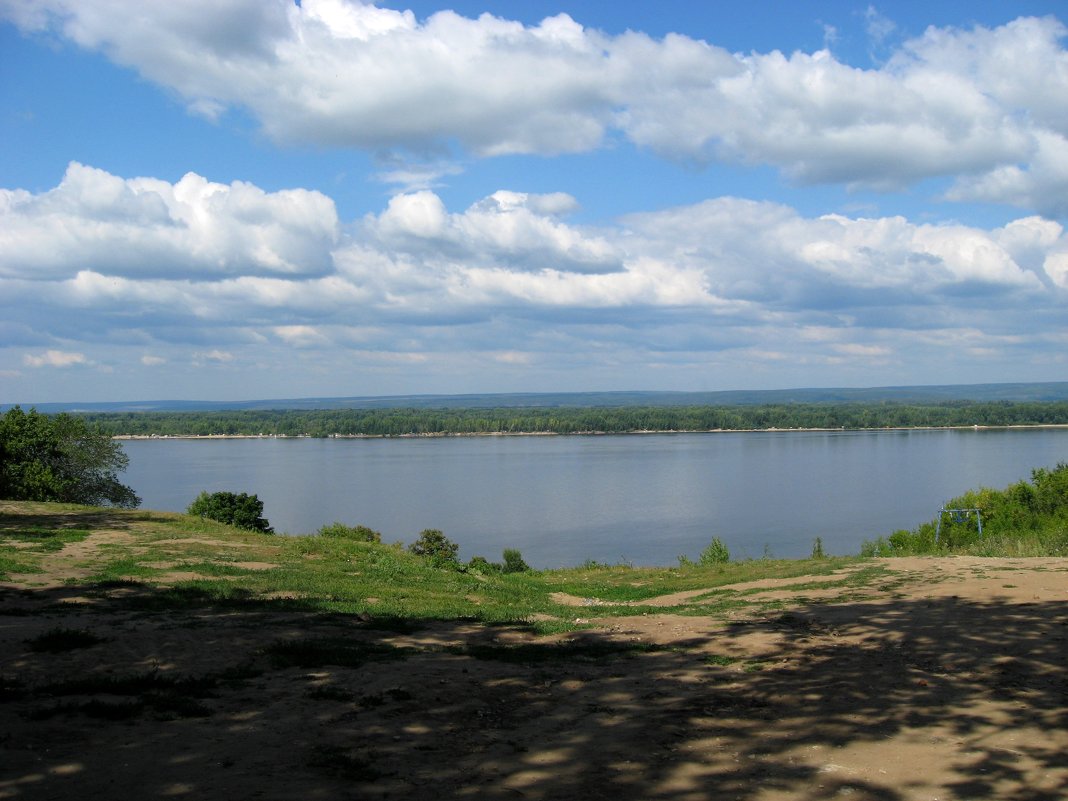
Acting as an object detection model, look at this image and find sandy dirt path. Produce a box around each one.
[2,537,1067,800]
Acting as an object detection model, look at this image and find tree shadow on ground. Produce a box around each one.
[2,583,1067,800]
[0,507,143,533]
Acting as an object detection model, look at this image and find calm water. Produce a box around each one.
[121,429,1068,568]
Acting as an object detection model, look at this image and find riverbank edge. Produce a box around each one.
[113,423,1068,440]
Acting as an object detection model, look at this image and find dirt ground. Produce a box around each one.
[2,526,1067,800]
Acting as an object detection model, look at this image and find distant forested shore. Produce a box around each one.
[79,401,1068,438]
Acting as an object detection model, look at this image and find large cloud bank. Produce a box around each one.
[3,165,1065,388]
[4,1,1068,216]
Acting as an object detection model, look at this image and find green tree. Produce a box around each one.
[408,529,459,567]
[187,491,273,533]
[0,406,139,508]
[699,536,731,565]
[501,548,530,573]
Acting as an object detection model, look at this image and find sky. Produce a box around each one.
[1,0,1067,403]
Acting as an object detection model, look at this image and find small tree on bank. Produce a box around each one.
[699,537,731,565]
[187,491,273,533]
[0,406,139,508]
[408,528,459,568]
[502,548,530,573]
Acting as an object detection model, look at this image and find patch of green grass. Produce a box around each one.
[170,561,266,577]
[704,654,741,666]
[93,580,263,611]
[539,557,858,603]
[522,618,593,636]
[0,552,43,578]
[0,527,91,552]
[84,558,166,582]
[0,527,93,577]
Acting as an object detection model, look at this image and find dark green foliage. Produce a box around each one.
[466,548,527,573]
[467,555,502,573]
[810,537,826,559]
[502,548,530,573]
[408,528,459,567]
[77,399,1068,438]
[864,462,1068,556]
[317,522,382,542]
[0,406,139,508]
[187,491,273,533]
[699,537,731,565]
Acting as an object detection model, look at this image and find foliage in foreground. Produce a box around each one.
[0,406,139,508]
[187,491,273,533]
[407,528,459,568]
[863,462,1068,557]
[317,522,382,542]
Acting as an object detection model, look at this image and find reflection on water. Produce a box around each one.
[122,429,1068,567]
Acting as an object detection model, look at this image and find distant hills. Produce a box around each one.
[8,381,1068,414]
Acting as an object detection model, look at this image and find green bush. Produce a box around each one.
[408,529,459,568]
[864,462,1068,557]
[317,522,381,542]
[810,537,826,559]
[859,537,888,557]
[467,555,502,574]
[699,537,731,565]
[187,491,273,533]
[502,548,530,573]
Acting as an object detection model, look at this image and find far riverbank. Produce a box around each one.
[113,423,1068,440]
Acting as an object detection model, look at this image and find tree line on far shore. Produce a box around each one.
[78,400,1068,438]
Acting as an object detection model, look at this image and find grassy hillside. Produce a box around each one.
[4,464,1067,621]
[0,501,869,627]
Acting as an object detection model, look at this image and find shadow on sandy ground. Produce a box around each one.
[3,577,1067,800]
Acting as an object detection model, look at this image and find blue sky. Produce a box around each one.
[1,1,1066,402]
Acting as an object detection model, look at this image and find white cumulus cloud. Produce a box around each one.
[4,3,1067,215]
[2,166,1066,394]
[369,189,618,274]
[0,162,339,280]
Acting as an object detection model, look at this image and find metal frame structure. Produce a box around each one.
[935,507,983,542]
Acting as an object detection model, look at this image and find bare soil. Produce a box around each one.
[3,527,1067,800]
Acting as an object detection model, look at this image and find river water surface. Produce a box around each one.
[122,428,1068,567]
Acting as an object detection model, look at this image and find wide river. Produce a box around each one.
[122,428,1068,568]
